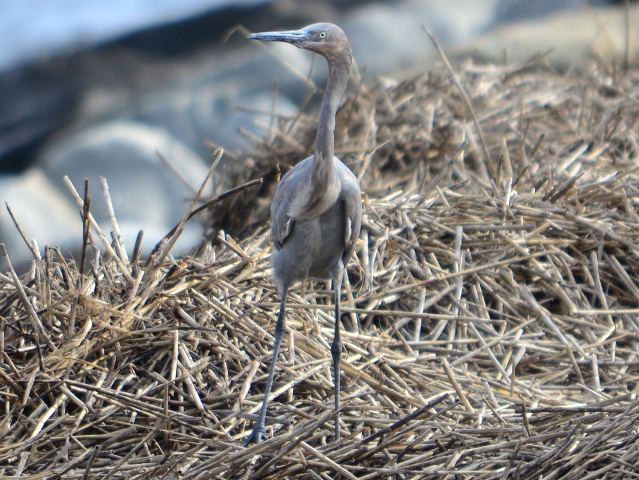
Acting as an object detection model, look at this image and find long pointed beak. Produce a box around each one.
[247,29,310,45]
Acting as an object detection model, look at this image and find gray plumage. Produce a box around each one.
[244,23,362,445]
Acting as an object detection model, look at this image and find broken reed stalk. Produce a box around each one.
[68,179,91,337]
[1,59,639,479]
[5,204,39,261]
[143,147,224,277]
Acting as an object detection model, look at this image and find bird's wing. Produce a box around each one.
[341,186,362,262]
[270,157,314,250]
[271,191,293,250]
[270,166,300,250]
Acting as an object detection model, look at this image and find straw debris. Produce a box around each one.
[1,58,639,478]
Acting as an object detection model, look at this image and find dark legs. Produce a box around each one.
[245,267,344,445]
[331,268,344,441]
[244,288,288,445]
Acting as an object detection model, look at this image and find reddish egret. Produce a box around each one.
[244,23,362,445]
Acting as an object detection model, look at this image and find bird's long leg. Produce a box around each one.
[244,288,288,446]
[331,267,344,441]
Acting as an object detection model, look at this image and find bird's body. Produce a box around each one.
[271,155,360,291]
[245,23,361,445]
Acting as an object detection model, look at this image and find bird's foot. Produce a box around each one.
[243,425,267,447]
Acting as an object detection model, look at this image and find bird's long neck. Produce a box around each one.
[311,54,351,193]
[314,57,349,163]
[291,51,351,220]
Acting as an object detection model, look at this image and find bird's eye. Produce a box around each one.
[318,31,327,40]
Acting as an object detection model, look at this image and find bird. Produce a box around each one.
[244,23,362,445]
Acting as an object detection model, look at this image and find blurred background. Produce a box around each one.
[1,0,636,271]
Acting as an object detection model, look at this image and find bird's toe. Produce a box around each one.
[243,426,267,446]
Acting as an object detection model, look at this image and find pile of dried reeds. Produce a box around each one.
[1,53,639,479]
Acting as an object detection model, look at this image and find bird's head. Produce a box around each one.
[248,23,351,64]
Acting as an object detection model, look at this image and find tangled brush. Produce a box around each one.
[1,54,639,478]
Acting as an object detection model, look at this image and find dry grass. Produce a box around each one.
[1,55,639,479]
